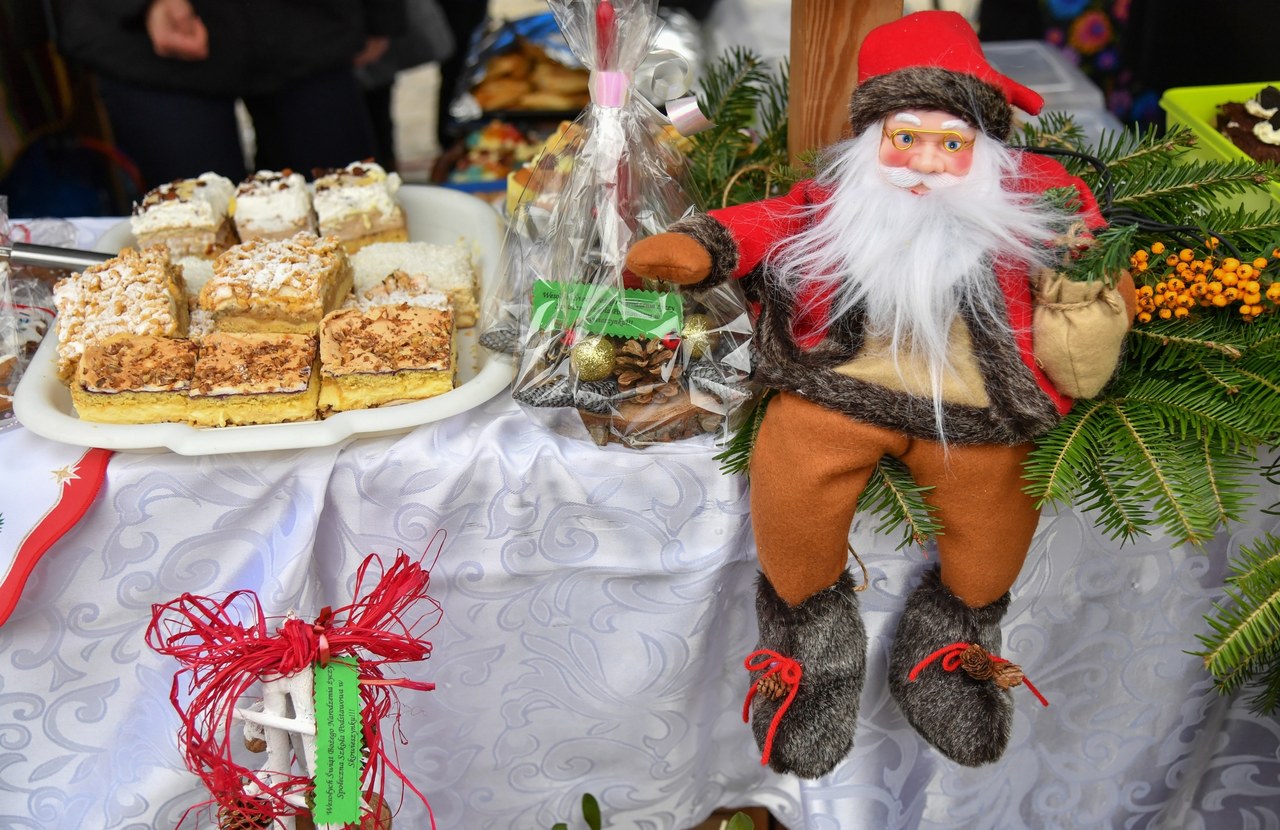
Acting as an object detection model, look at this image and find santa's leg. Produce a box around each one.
[746,392,900,777]
[888,440,1040,766]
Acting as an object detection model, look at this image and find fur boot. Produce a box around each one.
[746,570,866,778]
[888,566,1017,766]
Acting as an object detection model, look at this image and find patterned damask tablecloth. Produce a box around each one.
[2,392,1280,830]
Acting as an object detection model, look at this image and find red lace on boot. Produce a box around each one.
[743,650,803,766]
[908,642,1049,706]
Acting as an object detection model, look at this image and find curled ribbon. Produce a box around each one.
[146,545,444,827]
[908,641,1049,707]
[588,47,713,135]
[742,649,804,766]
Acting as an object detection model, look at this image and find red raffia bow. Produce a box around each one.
[145,539,445,828]
[908,641,1050,707]
[742,649,803,766]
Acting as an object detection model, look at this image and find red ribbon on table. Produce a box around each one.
[146,539,445,827]
[742,649,803,767]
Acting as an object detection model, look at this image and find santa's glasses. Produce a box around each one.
[882,126,975,153]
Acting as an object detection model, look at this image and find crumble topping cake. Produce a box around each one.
[233,170,317,242]
[53,246,189,380]
[318,302,455,413]
[130,172,239,258]
[70,334,197,424]
[351,241,479,327]
[312,161,408,253]
[188,331,319,426]
[198,233,353,333]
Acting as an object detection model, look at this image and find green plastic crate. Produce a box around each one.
[1159,81,1280,212]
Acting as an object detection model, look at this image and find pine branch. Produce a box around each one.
[857,457,941,549]
[1197,533,1280,712]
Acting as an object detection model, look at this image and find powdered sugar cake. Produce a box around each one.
[351,241,479,327]
[198,233,353,334]
[234,170,317,242]
[319,291,455,413]
[70,334,197,424]
[188,331,319,427]
[52,246,189,381]
[312,161,408,253]
[130,172,239,258]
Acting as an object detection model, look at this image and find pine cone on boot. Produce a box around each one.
[614,338,682,404]
[217,799,273,830]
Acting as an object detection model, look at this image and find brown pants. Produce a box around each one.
[750,392,1041,609]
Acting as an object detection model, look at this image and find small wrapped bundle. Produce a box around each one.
[481,0,753,448]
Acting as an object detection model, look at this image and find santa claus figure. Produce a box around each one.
[626,10,1134,776]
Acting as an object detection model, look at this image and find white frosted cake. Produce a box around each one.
[312,161,407,253]
[351,241,479,327]
[233,170,317,241]
[130,172,238,258]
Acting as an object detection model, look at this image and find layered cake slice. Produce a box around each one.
[130,172,239,258]
[70,334,197,424]
[312,160,408,253]
[318,300,455,414]
[351,241,479,327]
[188,331,319,426]
[233,170,317,242]
[53,246,189,380]
[198,233,353,334]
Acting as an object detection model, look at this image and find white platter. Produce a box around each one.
[13,185,516,455]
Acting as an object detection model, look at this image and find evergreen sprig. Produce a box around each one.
[684,48,801,210]
[1196,532,1280,714]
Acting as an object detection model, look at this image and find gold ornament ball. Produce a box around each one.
[681,314,718,359]
[570,336,616,381]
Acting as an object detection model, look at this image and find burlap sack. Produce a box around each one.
[1032,270,1132,400]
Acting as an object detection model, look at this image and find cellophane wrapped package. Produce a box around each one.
[479,0,753,448]
[1,201,64,430]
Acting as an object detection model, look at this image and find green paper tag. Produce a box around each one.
[530,280,683,340]
[312,658,363,824]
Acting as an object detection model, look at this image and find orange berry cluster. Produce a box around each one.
[1129,240,1280,324]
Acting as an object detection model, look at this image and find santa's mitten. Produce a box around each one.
[1032,270,1134,399]
[625,233,713,285]
[888,567,1041,767]
[743,570,866,778]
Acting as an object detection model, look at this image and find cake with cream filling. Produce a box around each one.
[233,170,317,242]
[351,240,479,327]
[198,233,353,334]
[53,246,189,380]
[312,161,408,253]
[188,331,319,426]
[130,173,239,258]
[318,300,455,413]
[1217,85,1280,165]
[70,334,197,424]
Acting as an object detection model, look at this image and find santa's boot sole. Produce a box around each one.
[746,570,866,778]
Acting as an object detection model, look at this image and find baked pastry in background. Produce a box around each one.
[318,301,455,413]
[188,331,319,426]
[198,233,352,334]
[53,246,189,380]
[351,241,479,327]
[70,334,197,424]
[233,170,317,242]
[312,161,408,253]
[130,172,239,258]
[1217,85,1280,165]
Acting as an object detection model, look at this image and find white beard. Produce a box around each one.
[768,125,1071,436]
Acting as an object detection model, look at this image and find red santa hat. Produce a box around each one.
[847,10,1042,140]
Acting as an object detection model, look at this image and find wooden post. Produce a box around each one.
[788,0,903,164]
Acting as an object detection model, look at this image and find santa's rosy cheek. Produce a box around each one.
[879,141,913,167]
[944,153,974,176]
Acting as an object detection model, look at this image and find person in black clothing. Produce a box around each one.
[56,0,407,190]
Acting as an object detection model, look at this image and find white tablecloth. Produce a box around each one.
[2,219,1280,829]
